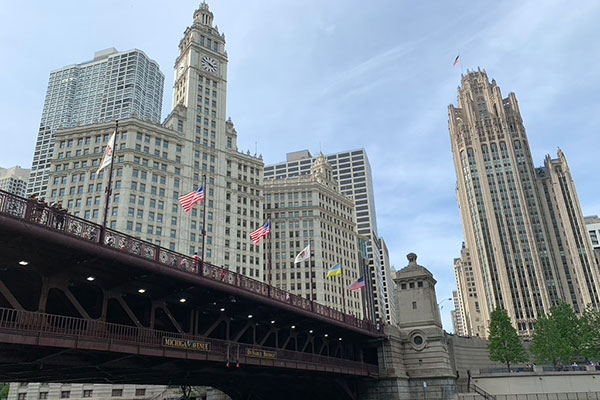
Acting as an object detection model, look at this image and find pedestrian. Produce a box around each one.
[192,252,200,272]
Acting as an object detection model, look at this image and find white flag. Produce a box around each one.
[96,131,116,175]
[294,244,311,264]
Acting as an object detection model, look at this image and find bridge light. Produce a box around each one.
[179,298,186,303]
[18,260,29,266]
[309,330,314,334]
[86,276,95,281]
[220,308,226,312]
[248,314,253,319]
[339,337,343,341]
[138,289,146,294]
[324,334,329,338]
[291,325,296,329]
[270,320,275,324]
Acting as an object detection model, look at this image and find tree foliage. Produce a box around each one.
[488,308,528,370]
[579,306,600,362]
[0,384,9,400]
[530,303,580,367]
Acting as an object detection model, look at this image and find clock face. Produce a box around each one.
[201,56,218,73]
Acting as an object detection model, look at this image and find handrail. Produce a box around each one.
[470,382,496,400]
[0,307,378,377]
[0,190,380,335]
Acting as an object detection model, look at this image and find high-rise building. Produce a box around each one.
[262,154,364,317]
[453,244,484,337]
[28,48,164,198]
[0,166,29,197]
[451,290,466,336]
[45,3,264,277]
[585,215,600,263]
[448,70,600,336]
[264,149,395,324]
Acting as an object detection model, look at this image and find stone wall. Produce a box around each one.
[447,334,496,376]
[473,371,600,395]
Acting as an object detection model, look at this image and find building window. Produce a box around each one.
[61,392,70,399]
[412,302,417,309]
[39,393,48,400]
[111,389,123,397]
[18,394,26,400]
[83,390,93,398]
[135,389,146,396]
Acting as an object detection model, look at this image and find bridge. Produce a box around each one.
[0,190,386,400]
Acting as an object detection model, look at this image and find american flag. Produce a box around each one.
[350,277,366,292]
[250,221,271,245]
[179,185,205,213]
[453,54,461,67]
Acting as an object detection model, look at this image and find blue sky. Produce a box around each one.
[1,1,599,331]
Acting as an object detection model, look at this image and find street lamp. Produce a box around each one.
[438,297,452,310]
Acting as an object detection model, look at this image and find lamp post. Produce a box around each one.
[438,297,452,310]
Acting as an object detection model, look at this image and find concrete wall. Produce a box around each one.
[448,334,497,376]
[473,371,600,395]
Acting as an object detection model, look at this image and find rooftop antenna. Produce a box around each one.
[255,141,257,156]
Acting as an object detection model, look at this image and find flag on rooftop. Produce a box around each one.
[326,264,343,278]
[179,185,205,213]
[453,54,461,68]
[250,220,271,245]
[350,277,366,292]
[96,130,116,175]
[294,244,311,264]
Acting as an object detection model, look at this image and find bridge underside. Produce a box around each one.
[0,207,380,400]
[0,340,364,400]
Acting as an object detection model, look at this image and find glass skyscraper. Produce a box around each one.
[28,48,164,197]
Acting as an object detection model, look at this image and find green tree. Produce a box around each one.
[0,383,9,400]
[488,308,528,370]
[530,302,580,368]
[579,306,600,362]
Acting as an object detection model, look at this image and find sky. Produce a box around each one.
[1,0,599,332]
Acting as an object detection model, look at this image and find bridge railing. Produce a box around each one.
[0,190,380,335]
[0,307,378,377]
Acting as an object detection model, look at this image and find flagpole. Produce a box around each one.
[101,120,118,243]
[200,174,207,267]
[309,240,314,309]
[340,264,347,315]
[267,219,272,287]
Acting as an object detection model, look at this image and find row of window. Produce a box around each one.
[17,389,146,400]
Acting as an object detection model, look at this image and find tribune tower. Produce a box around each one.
[448,69,600,336]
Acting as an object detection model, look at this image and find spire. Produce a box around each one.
[194,2,214,27]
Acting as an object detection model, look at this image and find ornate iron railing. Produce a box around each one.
[0,307,378,377]
[0,190,380,335]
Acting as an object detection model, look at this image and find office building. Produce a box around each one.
[262,153,364,317]
[264,149,395,324]
[448,69,600,336]
[585,215,600,263]
[453,244,484,337]
[28,48,164,198]
[0,166,29,197]
[46,3,264,277]
[7,383,172,400]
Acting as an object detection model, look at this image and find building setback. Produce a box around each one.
[585,215,600,264]
[263,153,365,317]
[28,48,164,198]
[264,149,395,325]
[45,3,264,277]
[448,70,600,336]
[0,166,29,197]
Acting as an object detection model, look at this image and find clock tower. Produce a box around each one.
[165,3,264,279]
